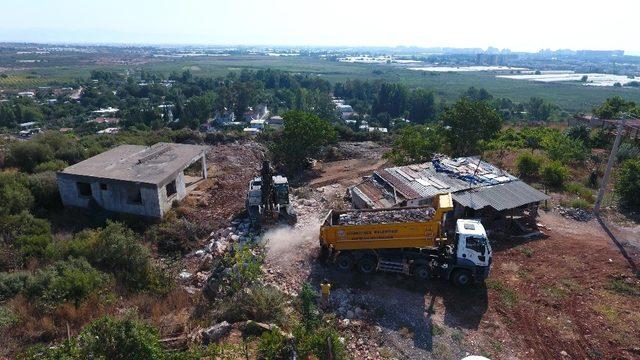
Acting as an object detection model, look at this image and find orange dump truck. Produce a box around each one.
[319,194,492,286]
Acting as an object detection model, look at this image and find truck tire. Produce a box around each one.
[336,253,354,271]
[452,269,472,287]
[357,256,376,274]
[413,265,430,281]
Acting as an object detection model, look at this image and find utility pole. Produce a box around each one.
[594,117,627,214]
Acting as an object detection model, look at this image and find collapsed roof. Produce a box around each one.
[350,155,549,212]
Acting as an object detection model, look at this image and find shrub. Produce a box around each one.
[57,221,164,292]
[0,306,18,329]
[564,182,595,203]
[33,159,68,173]
[26,316,166,359]
[146,217,208,254]
[294,323,346,360]
[616,143,640,164]
[0,172,34,216]
[589,129,611,149]
[4,141,54,172]
[24,257,110,309]
[564,125,591,147]
[258,330,294,360]
[225,244,265,293]
[27,171,62,212]
[0,211,52,260]
[615,159,640,211]
[570,198,591,210]
[298,282,319,329]
[76,316,164,359]
[542,132,587,164]
[516,152,542,178]
[541,161,569,189]
[222,285,287,325]
[0,271,30,301]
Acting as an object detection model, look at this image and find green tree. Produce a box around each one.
[372,83,408,117]
[24,257,109,308]
[526,97,554,121]
[542,132,587,164]
[272,111,336,172]
[385,125,445,165]
[615,159,640,210]
[4,141,54,173]
[62,221,160,292]
[516,152,543,179]
[441,97,503,156]
[407,89,436,124]
[76,316,164,359]
[541,161,569,189]
[0,172,33,216]
[594,96,638,119]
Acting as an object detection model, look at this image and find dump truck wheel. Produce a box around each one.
[357,257,376,274]
[413,265,430,281]
[452,269,472,287]
[336,253,354,271]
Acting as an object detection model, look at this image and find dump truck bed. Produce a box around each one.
[320,194,453,251]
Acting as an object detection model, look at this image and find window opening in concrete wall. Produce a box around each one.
[77,182,92,197]
[166,180,177,197]
[127,188,143,205]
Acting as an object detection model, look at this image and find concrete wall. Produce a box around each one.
[158,171,187,215]
[57,174,163,217]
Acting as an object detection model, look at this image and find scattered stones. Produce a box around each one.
[201,321,231,345]
[178,271,192,281]
[556,206,593,222]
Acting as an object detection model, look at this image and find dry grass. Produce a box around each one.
[126,288,195,337]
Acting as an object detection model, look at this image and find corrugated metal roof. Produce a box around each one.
[452,180,550,211]
[351,155,549,211]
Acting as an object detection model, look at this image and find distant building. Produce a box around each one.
[57,143,208,218]
[89,117,120,125]
[214,111,236,125]
[250,119,266,130]
[267,115,284,129]
[97,127,120,135]
[91,107,119,115]
[18,91,35,98]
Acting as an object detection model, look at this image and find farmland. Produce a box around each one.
[2,51,640,112]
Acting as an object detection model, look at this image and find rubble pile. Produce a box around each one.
[338,207,435,225]
[182,141,266,229]
[556,206,593,222]
[179,217,254,291]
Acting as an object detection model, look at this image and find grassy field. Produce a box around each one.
[3,55,640,112]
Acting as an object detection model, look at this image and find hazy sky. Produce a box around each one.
[1,0,639,53]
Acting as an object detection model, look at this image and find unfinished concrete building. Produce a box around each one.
[57,142,208,218]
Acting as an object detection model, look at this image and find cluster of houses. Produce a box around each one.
[332,97,389,133]
[199,104,284,135]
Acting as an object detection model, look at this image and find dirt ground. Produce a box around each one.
[184,140,640,359]
[261,154,640,360]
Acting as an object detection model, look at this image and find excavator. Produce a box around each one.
[246,161,296,230]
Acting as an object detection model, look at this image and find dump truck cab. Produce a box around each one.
[450,219,492,285]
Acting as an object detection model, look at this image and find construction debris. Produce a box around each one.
[556,206,593,222]
[201,321,232,345]
[337,207,435,225]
